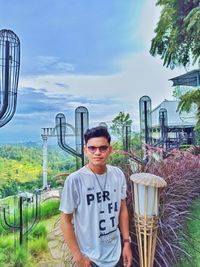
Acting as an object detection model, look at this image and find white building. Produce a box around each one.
[141,70,199,148]
[151,99,197,146]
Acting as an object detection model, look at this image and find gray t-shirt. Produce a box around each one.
[59,164,127,267]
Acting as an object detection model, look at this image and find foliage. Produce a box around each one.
[0,216,50,266]
[111,140,123,150]
[177,88,200,144]
[0,238,28,267]
[194,121,200,145]
[0,145,75,197]
[108,136,142,167]
[0,209,62,266]
[0,237,15,266]
[12,246,28,267]
[176,198,200,267]
[0,199,60,235]
[150,0,200,68]
[187,145,200,155]
[123,147,200,267]
[177,89,200,116]
[108,150,127,166]
[113,147,145,170]
[130,131,142,151]
[110,111,132,141]
[0,146,43,184]
[0,178,19,197]
[40,199,60,219]
[29,223,47,239]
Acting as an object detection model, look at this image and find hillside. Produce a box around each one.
[0,145,75,196]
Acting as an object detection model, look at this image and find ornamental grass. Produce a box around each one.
[120,146,200,267]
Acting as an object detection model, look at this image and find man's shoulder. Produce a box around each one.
[67,166,88,180]
[107,165,124,175]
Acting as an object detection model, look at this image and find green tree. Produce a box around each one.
[0,145,75,196]
[110,112,132,148]
[177,89,200,144]
[150,0,200,68]
[131,131,142,151]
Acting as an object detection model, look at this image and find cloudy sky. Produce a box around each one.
[0,0,187,143]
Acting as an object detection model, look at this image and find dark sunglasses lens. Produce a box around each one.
[87,146,96,153]
[99,146,109,152]
[87,146,109,153]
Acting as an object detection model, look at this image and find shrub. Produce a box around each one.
[40,199,60,219]
[12,246,28,267]
[108,150,126,166]
[0,223,8,235]
[187,145,200,155]
[123,147,200,267]
[0,237,15,265]
[176,198,200,267]
[0,254,6,267]
[29,223,47,239]
[0,199,60,234]
[0,237,29,267]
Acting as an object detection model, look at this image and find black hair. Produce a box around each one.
[84,126,111,144]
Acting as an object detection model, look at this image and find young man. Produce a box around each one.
[60,126,132,267]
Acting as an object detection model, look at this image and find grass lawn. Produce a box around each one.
[28,214,61,267]
[176,197,200,267]
[0,214,61,267]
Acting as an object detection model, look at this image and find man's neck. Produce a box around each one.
[87,163,107,175]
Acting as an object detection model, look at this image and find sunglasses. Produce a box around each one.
[87,145,109,153]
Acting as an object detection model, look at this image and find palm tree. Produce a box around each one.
[177,89,200,144]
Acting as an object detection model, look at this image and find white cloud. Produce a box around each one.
[20,53,184,100]
[19,51,186,132]
[35,56,75,72]
[17,0,188,134]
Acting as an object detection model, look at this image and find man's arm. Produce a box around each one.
[119,200,133,267]
[60,212,92,267]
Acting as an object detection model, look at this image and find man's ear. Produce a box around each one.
[109,145,113,154]
[83,146,88,157]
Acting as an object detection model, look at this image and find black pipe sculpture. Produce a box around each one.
[0,29,20,127]
[56,106,89,168]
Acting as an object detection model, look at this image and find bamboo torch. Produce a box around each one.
[130,173,167,267]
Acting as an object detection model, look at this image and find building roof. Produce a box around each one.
[169,69,200,87]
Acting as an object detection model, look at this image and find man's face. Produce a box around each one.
[84,137,112,166]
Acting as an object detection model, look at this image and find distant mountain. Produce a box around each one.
[0,141,42,147]
[0,145,75,184]
[0,140,74,149]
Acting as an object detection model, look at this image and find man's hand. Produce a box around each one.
[122,243,132,267]
[76,254,93,267]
